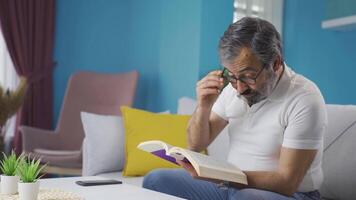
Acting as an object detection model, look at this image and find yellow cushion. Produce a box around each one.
[121,106,191,176]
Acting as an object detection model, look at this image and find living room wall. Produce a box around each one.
[283,0,356,104]
[53,0,131,124]
[53,0,233,125]
[127,0,202,113]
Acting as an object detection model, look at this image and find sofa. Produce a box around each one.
[83,97,356,200]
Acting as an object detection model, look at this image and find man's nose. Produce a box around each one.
[235,80,248,93]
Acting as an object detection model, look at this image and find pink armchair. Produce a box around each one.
[20,71,138,175]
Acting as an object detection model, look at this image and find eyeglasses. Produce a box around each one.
[221,66,265,87]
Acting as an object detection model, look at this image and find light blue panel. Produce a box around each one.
[126,0,162,111]
[157,0,202,112]
[326,0,356,19]
[54,0,130,125]
[54,0,237,124]
[284,0,356,104]
[199,0,234,79]
[127,0,201,113]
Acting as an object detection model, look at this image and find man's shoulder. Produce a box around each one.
[279,67,326,119]
[286,68,324,101]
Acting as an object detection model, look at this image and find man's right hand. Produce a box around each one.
[188,70,228,151]
[196,70,224,109]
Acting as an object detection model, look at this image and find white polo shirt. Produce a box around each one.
[212,65,327,192]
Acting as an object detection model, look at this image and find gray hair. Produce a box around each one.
[219,17,283,68]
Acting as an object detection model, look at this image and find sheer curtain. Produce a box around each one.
[233,0,284,36]
[0,26,19,152]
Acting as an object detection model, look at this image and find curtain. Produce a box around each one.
[0,0,56,154]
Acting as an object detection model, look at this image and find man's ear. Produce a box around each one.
[272,56,282,72]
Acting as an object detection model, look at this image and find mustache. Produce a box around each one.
[240,89,254,96]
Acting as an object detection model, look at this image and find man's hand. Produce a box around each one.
[176,160,198,178]
[196,70,224,109]
[176,159,246,189]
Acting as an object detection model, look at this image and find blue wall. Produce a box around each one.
[54,0,356,126]
[53,0,233,125]
[283,0,356,104]
[325,0,356,19]
[54,0,131,124]
[199,0,234,78]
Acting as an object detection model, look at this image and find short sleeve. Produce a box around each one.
[282,94,327,149]
[211,84,232,121]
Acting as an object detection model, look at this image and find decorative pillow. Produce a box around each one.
[177,97,197,115]
[177,97,229,161]
[81,112,125,176]
[121,106,191,176]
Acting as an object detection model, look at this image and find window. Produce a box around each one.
[0,28,18,90]
[233,0,284,35]
[0,27,19,147]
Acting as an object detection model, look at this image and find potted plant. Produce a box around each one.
[0,77,27,154]
[0,151,23,194]
[17,156,46,200]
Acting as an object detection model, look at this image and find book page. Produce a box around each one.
[137,140,179,165]
[169,147,247,184]
[170,147,243,175]
[137,140,171,152]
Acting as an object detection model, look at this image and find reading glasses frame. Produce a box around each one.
[221,66,265,87]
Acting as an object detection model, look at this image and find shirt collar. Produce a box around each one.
[267,64,293,102]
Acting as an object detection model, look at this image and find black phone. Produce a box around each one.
[75,179,122,186]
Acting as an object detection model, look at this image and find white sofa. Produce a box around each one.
[85,98,356,200]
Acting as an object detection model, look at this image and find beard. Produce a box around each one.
[237,69,279,105]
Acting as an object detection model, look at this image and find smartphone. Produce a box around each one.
[75,179,122,186]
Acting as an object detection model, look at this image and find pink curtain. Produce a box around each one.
[0,0,55,154]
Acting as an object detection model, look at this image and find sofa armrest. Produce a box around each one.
[19,125,61,153]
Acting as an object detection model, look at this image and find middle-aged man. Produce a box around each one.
[143,17,326,200]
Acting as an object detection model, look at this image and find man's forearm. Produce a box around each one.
[230,171,298,196]
[187,106,211,151]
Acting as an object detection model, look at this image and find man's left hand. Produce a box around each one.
[176,160,198,178]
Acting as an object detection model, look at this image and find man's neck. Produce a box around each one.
[273,64,285,91]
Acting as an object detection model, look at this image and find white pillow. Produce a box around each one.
[81,112,125,176]
[177,96,229,161]
[177,97,197,115]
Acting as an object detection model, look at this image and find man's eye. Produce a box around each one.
[241,73,255,78]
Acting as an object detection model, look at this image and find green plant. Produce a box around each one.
[16,156,46,183]
[0,151,23,176]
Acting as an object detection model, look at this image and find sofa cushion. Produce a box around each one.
[177,97,229,161]
[121,106,190,176]
[177,97,197,115]
[320,105,356,200]
[81,112,126,176]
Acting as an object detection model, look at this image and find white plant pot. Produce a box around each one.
[0,175,20,195]
[18,181,40,200]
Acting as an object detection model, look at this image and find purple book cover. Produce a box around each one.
[152,149,190,165]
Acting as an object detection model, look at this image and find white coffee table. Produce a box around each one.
[40,176,184,200]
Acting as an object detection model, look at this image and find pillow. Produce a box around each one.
[177,97,197,115]
[121,106,191,176]
[81,112,125,176]
[177,97,229,161]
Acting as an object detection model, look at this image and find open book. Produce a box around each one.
[137,140,248,185]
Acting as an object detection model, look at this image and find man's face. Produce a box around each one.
[223,48,279,105]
